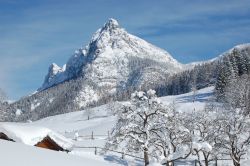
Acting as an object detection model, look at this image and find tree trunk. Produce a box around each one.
[144,148,149,166]
[215,158,218,166]
[204,159,209,166]
[232,154,240,166]
[204,156,209,166]
[233,160,240,166]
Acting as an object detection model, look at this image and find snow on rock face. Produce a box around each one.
[104,18,119,28]
[39,18,183,91]
[74,85,99,108]
[39,63,66,91]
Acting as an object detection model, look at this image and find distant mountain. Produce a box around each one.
[8,18,183,121]
[190,43,250,64]
[215,43,250,62]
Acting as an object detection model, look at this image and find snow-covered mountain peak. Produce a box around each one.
[86,18,182,65]
[103,18,119,30]
[90,18,122,42]
[39,19,183,92]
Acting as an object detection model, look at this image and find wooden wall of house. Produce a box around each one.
[35,136,64,151]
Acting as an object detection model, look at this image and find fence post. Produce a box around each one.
[121,152,125,159]
[108,131,110,140]
[91,131,94,140]
[194,159,197,166]
[94,147,97,155]
[215,158,218,166]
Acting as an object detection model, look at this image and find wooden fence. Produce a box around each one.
[75,131,110,140]
[74,146,144,160]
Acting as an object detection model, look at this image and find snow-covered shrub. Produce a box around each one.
[106,89,169,165]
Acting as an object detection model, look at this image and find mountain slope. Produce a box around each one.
[155,43,250,96]
[9,18,183,121]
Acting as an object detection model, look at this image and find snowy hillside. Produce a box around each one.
[32,87,214,165]
[33,86,214,135]
[0,87,214,166]
[0,140,118,166]
[3,86,250,165]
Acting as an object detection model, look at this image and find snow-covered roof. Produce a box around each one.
[0,123,73,151]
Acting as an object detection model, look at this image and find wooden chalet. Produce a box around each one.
[0,123,73,152]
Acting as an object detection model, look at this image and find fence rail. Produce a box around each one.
[74,146,144,160]
[74,131,110,140]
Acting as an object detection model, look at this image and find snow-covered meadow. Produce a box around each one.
[0,139,117,166]
[0,86,214,165]
[2,86,250,166]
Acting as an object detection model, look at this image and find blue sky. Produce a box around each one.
[0,0,250,99]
